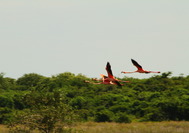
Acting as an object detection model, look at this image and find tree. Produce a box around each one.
[9,89,78,133]
[0,73,15,90]
[94,109,113,122]
[16,73,45,88]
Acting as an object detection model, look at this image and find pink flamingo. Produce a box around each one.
[85,62,129,86]
[121,59,160,74]
[105,62,125,86]
[84,74,114,85]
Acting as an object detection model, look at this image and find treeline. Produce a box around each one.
[0,72,189,131]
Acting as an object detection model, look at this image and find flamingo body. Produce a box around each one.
[84,74,122,85]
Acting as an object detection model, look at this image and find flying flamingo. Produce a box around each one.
[85,62,129,86]
[84,74,114,85]
[99,74,129,85]
[105,62,124,86]
[121,59,161,74]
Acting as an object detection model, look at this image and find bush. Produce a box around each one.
[114,113,131,123]
[0,107,13,124]
[94,110,113,122]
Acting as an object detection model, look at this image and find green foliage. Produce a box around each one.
[94,109,113,122]
[0,73,16,90]
[0,71,189,128]
[114,112,132,123]
[9,89,78,133]
[16,73,45,89]
[0,95,14,108]
[0,107,14,124]
[69,96,87,109]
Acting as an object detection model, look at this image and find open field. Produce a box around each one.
[74,121,189,133]
[1,121,189,133]
[0,125,9,133]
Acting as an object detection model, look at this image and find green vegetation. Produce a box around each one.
[0,72,189,132]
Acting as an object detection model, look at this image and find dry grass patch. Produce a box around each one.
[74,121,189,133]
[1,121,189,133]
[0,125,9,133]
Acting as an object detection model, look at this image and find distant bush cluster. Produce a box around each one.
[0,72,189,132]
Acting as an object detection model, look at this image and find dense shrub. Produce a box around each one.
[0,71,188,126]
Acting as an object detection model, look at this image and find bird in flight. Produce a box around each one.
[85,62,129,86]
[121,59,161,74]
[106,62,124,86]
[84,74,115,85]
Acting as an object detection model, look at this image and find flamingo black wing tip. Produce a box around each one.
[131,58,136,62]
[106,62,111,67]
[131,59,142,68]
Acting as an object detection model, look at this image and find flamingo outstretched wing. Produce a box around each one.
[131,59,143,70]
[106,62,114,78]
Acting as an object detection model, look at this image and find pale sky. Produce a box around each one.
[0,0,189,79]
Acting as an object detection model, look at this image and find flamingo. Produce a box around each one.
[100,74,129,85]
[105,62,123,86]
[85,63,129,86]
[84,74,112,85]
[121,59,161,74]
[84,74,114,85]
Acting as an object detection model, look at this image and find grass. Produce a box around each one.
[1,121,189,133]
[0,125,9,133]
[74,121,189,133]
